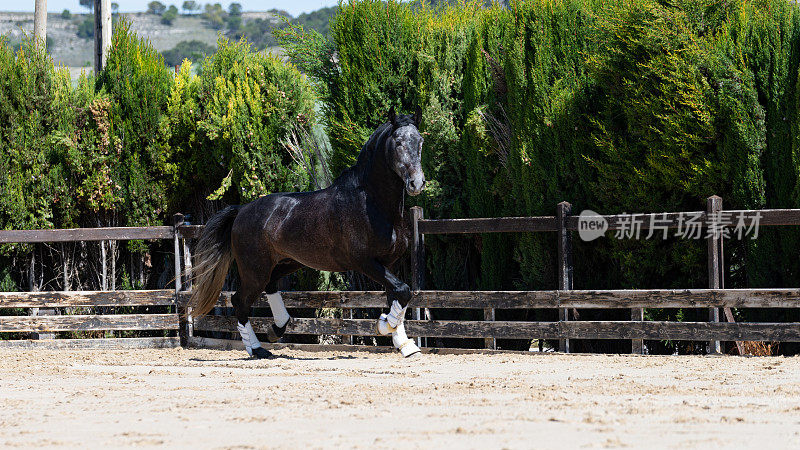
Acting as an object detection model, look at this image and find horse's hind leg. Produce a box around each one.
[232,274,272,359]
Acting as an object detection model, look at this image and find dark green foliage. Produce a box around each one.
[76,15,94,39]
[95,19,175,228]
[61,9,72,19]
[295,6,337,37]
[147,1,167,15]
[182,1,199,14]
[163,38,317,207]
[235,9,336,52]
[282,0,800,352]
[0,22,319,293]
[162,5,179,25]
[201,3,226,30]
[161,40,216,67]
[231,17,282,49]
[226,3,243,32]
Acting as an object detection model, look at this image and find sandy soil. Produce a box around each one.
[0,347,798,449]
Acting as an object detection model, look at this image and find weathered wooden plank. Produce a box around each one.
[557,201,573,353]
[186,336,535,356]
[726,209,800,227]
[418,217,559,234]
[194,317,800,342]
[0,337,180,349]
[177,225,204,239]
[0,314,178,332]
[566,212,701,231]
[0,290,175,308]
[0,226,174,243]
[631,307,644,354]
[707,196,722,354]
[179,289,800,310]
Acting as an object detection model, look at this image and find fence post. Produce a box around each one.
[557,201,573,353]
[410,206,426,348]
[181,224,193,342]
[173,213,187,346]
[101,240,108,291]
[706,196,722,354]
[631,308,644,354]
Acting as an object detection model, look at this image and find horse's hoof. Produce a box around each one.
[266,318,290,343]
[397,339,421,358]
[251,347,274,359]
[405,350,422,359]
[376,314,396,336]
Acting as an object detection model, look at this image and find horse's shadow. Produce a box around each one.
[188,353,359,363]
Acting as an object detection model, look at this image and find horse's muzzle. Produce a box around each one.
[406,174,426,196]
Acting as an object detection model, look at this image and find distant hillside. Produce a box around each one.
[0,8,335,76]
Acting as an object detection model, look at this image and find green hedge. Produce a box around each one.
[0,23,318,289]
[281,0,800,351]
[289,0,800,292]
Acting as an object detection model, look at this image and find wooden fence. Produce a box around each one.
[0,224,180,349]
[1,196,800,354]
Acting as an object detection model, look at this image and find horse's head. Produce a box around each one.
[386,106,425,196]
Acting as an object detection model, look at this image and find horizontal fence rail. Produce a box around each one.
[179,289,800,310]
[0,314,179,333]
[194,316,800,342]
[417,209,800,234]
[0,226,174,243]
[0,290,175,308]
[189,290,800,344]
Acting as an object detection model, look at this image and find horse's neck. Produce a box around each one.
[361,157,405,223]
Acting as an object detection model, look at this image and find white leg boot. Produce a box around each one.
[237,321,272,359]
[376,300,407,336]
[266,292,291,343]
[392,322,421,358]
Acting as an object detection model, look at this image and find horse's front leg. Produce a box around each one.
[360,260,421,357]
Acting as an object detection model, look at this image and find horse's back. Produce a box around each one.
[231,188,354,271]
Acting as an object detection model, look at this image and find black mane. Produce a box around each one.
[335,114,416,187]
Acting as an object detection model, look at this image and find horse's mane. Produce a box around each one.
[334,114,416,187]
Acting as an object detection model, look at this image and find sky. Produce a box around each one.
[6,0,338,18]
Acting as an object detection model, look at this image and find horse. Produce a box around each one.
[188,107,426,359]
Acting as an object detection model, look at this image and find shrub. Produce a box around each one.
[147,1,166,15]
[96,19,175,227]
[163,37,318,211]
[162,5,179,25]
[76,15,94,39]
[283,0,800,352]
[161,40,216,67]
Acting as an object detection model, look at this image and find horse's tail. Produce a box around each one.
[189,205,240,319]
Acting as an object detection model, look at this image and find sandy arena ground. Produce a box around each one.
[0,347,798,449]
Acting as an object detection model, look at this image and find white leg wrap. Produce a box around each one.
[267,292,290,327]
[392,322,421,358]
[237,321,262,356]
[376,300,408,335]
[387,300,407,328]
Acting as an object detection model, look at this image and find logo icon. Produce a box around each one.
[578,210,608,241]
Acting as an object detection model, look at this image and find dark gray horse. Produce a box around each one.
[189,107,425,358]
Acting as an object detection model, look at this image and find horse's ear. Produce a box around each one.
[388,106,397,127]
[413,105,422,126]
